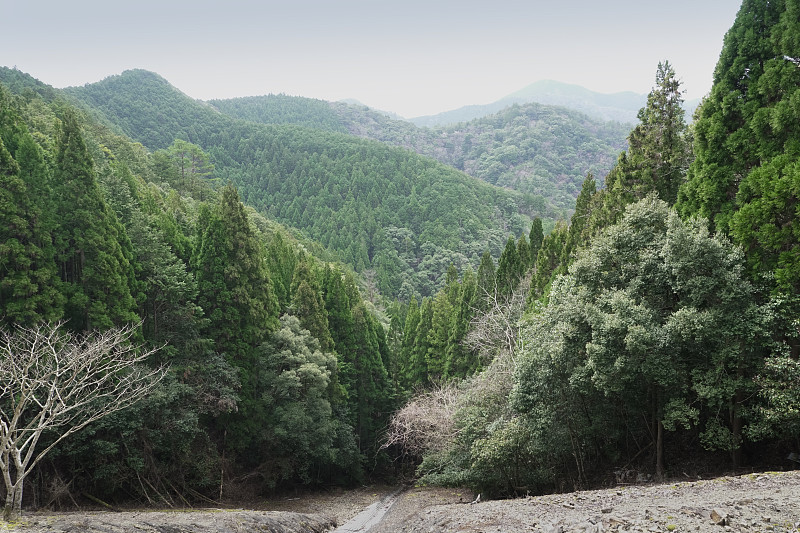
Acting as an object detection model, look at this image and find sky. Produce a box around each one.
[2,0,742,118]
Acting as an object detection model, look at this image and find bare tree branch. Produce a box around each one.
[465,273,531,365]
[0,322,165,521]
[382,381,462,456]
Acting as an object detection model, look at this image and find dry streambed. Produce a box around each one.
[7,471,800,533]
[6,509,334,533]
[372,471,800,532]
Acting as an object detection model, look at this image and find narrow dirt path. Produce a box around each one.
[332,488,406,532]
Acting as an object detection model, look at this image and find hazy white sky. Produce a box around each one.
[2,0,741,118]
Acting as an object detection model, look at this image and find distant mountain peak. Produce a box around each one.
[409,79,700,127]
[410,81,645,127]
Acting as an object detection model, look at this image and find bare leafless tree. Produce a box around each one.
[382,381,462,457]
[465,273,531,365]
[0,322,165,521]
[384,276,531,460]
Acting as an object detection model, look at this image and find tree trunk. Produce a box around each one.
[3,481,23,522]
[655,420,664,481]
[731,390,744,468]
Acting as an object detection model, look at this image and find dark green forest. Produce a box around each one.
[0,0,799,516]
[0,83,399,507]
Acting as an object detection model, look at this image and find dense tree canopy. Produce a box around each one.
[58,69,538,300]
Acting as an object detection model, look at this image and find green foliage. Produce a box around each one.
[476,250,496,305]
[193,185,279,365]
[162,139,216,199]
[676,0,800,351]
[0,87,63,324]
[496,236,523,297]
[514,197,766,478]
[444,267,479,380]
[0,79,395,500]
[53,109,139,331]
[398,296,421,389]
[213,94,629,216]
[531,221,568,298]
[749,351,800,441]
[255,314,361,485]
[618,61,691,205]
[530,63,692,301]
[208,94,349,133]
[61,69,535,300]
[528,218,544,261]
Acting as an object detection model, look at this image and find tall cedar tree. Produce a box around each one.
[193,184,279,367]
[266,232,297,311]
[410,298,433,386]
[53,110,138,331]
[351,303,391,451]
[0,92,63,324]
[426,267,459,381]
[399,296,421,389]
[619,62,691,205]
[292,262,335,353]
[529,218,544,264]
[531,63,691,301]
[678,0,800,303]
[322,264,356,401]
[444,266,479,379]
[476,250,496,306]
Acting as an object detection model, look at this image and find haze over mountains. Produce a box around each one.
[408,79,702,127]
[53,69,631,215]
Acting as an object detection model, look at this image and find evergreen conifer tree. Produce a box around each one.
[426,288,455,381]
[0,92,63,325]
[410,298,433,386]
[495,235,522,297]
[444,266,478,379]
[529,218,544,264]
[193,184,279,366]
[678,0,800,301]
[399,296,421,389]
[620,62,691,205]
[52,110,138,331]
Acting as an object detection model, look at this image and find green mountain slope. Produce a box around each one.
[209,94,349,134]
[209,94,629,213]
[57,69,534,298]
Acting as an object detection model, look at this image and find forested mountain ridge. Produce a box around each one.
[210,92,629,213]
[410,80,644,126]
[49,68,536,299]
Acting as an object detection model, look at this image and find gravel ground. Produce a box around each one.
[371,471,800,533]
[257,484,399,525]
[4,509,334,532]
[6,471,800,532]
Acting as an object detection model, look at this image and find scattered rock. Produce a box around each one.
[710,509,727,526]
